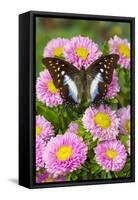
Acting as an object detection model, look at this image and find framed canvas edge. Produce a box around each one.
[19,10,135,189]
[19,12,32,188]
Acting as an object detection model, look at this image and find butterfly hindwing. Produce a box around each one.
[92,82,108,103]
[60,85,77,103]
[86,54,119,103]
[42,57,80,104]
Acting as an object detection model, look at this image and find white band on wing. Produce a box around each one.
[63,75,78,103]
[90,73,103,102]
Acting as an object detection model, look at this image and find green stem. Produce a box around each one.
[57,106,66,133]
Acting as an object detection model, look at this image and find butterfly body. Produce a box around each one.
[42,54,119,105]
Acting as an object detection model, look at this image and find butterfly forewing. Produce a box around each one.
[42,57,81,104]
[86,54,119,103]
[87,54,119,83]
[42,57,78,88]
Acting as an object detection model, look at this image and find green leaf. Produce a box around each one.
[119,135,129,145]
[101,41,109,55]
[36,101,59,127]
[66,174,72,181]
[71,174,78,181]
[110,98,118,104]
[66,172,78,181]
[101,171,107,179]
[107,172,112,179]
[91,164,101,175]
[118,69,130,95]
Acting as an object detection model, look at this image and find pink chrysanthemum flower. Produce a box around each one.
[43,38,69,58]
[36,137,45,170]
[43,133,88,176]
[36,172,65,183]
[65,122,79,135]
[117,105,130,135]
[36,69,63,107]
[95,140,127,172]
[108,35,130,69]
[106,70,120,99]
[82,105,120,141]
[36,115,54,142]
[64,35,102,70]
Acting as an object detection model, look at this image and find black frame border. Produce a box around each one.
[19,10,135,189]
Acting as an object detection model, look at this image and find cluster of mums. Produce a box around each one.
[36,35,130,107]
[36,104,130,183]
[36,35,130,183]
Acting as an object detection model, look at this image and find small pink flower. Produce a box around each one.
[82,105,120,141]
[36,137,45,170]
[36,69,63,107]
[36,115,54,142]
[64,35,102,70]
[36,172,65,183]
[95,140,127,172]
[108,35,130,69]
[117,105,130,135]
[65,122,79,135]
[43,133,88,176]
[43,38,69,58]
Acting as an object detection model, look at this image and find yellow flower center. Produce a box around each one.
[56,145,72,161]
[94,112,111,129]
[36,126,42,136]
[48,80,58,93]
[45,177,53,182]
[118,44,130,59]
[54,47,63,57]
[76,47,89,60]
[106,149,117,160]
[125,119,130,135]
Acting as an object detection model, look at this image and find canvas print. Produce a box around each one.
[35,16,131,184]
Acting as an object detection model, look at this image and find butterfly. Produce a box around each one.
[42,54,119,105]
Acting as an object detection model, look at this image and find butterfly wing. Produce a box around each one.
[86,54,119,103]
[42,57,81,104]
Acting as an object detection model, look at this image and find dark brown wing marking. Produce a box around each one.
[42,57,79,88]
[86,54,119,84]
[86,54,119,103]
[42,57,80,104]
[93,82,108,103]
